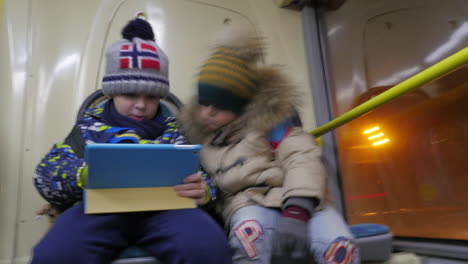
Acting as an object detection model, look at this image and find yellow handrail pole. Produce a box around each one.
[311,47,468,138]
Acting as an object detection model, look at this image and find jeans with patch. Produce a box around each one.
[229,205,360,264]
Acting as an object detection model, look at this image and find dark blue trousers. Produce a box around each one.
[31,203,232,264]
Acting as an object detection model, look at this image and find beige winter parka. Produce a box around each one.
[179,66,328,224]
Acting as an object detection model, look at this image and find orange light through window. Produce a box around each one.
[368,133,384,140]
[362,212,378,216]
[364,126,390,146]
[373,138,390,146]
[363,126,380,134]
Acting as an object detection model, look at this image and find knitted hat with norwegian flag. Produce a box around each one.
[102,18,169,97]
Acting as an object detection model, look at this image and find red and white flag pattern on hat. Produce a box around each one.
[120,42,160,70]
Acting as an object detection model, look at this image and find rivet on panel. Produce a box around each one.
[384,22,392,30]
[448,20,458,29]
[135,12,148,20]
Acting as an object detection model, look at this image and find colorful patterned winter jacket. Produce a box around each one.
[179,67,332,224]
[34,106,216,210]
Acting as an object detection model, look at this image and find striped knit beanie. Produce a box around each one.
[198,27,263,114]
[102,18,169,97]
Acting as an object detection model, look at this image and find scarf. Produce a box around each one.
[100,100,165,140]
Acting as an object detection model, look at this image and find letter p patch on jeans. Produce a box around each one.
[234,220,263,259]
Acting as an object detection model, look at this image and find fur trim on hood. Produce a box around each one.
[178,65,301,145]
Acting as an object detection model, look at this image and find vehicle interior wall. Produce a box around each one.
[0,0,316,263]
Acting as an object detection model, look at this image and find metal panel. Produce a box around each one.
[301,4,345,215]
[0,0,35,262]
[12,1,104,262]
[394,239,468,261]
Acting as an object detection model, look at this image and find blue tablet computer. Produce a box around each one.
[83,144,201,214]
[85,143,201,189]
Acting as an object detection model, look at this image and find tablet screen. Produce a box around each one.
[85,144,201,189]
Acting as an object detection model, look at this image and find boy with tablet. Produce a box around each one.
[32,18,232,264]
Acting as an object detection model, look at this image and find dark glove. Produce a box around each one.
[271,197,317,263]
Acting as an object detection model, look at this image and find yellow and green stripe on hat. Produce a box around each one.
[198,48,258,114]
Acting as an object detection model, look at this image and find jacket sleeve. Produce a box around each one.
[33,116,140,209]
[275,127,327,208]
[198,169,223,225]
[199,169,217,204]
[33,142,87,211]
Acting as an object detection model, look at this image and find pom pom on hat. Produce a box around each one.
[211,25,263,64]
[121,18,155,41]
[102,18,169,97]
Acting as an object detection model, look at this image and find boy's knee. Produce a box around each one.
[320,237,359,264]
[32,238,87,264]
[31,242,62,264]
[182,223,230,251]
[174,234,232,264]
[229,220,275,262]
[172,211,233,262]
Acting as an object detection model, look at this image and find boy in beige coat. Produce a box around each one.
[179,27,359,264]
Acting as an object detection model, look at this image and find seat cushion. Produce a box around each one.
[349,223,389,238]
[350,224,393,262]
